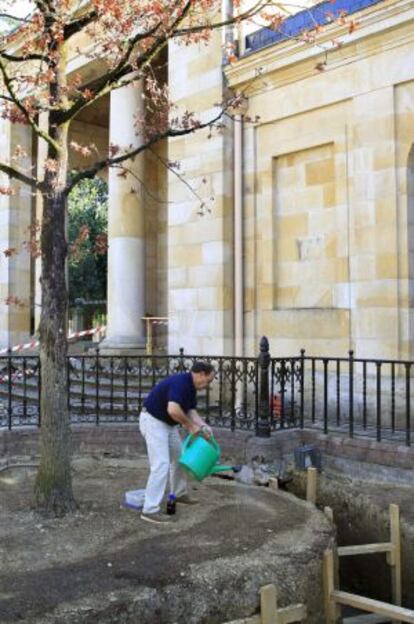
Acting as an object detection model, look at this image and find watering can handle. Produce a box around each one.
[182,431,219,452]
[206,433,219,452]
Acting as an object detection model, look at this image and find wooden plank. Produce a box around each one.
[332,591,414,623]
[324,549,340,624]
[222,616,260,624]
[389,503,402,614]
[269,477,279,491]
[260,584,278,624]
[343,614,390,623]
[278,604,306,623]
[224,605,306,624]
[306,467,317,504]
[338,543,393,556]
[223,605,306,624]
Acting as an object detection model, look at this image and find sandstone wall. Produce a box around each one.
[168,30,234,355]
[228,0,414,359]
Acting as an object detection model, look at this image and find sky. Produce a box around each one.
[2,0,317,37]
[0,1,30,33]
[11,0,33,16]
[3,0,33,20]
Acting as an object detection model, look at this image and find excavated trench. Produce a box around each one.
[287,463,414,611]
[217,428,414,616]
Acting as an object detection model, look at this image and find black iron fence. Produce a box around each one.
[0,349,259,432]
[0,338,413,446]
[300,351,413,446]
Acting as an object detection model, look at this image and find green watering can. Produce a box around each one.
[179,433,235,481]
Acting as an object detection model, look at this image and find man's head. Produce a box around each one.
[190,361,215,390]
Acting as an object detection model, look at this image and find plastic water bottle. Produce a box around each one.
[166,493,176,515]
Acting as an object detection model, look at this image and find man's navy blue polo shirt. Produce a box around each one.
[143,372,197,426]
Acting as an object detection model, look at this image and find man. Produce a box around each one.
[139,361,215,524]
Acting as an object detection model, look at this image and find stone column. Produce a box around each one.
[0,120,33,348]
[34,112,49,334]
[101,81,145,350]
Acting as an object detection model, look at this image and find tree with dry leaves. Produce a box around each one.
[0,0,286,516]
[0,0,354,515]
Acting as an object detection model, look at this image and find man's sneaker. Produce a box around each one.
[140,511,172,524]
[176,494,199,505]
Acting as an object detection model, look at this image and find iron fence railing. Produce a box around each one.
[0,349,259,433]
[301,352,413,446]
[1,339,414,446]
[269,349,414,446]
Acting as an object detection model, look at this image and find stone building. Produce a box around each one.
[1,0,414,360]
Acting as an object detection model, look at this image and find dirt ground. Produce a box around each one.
[0,454,332,624]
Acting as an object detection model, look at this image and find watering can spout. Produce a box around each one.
[211,464,234,474]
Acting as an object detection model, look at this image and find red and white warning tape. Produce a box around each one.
[67,325,106,341]
[0,325,106,356]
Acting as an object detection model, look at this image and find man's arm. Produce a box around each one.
[188,409,213,438]
[167,403,212,438]
[167,401,200,434]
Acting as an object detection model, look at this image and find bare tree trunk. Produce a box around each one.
[34,189,76,515]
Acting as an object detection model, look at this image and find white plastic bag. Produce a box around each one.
[123,488,145,510]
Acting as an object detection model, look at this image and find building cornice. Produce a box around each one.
[225,0,414,91]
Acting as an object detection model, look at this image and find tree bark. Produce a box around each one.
[34,188,76,515]
[32,26,76,516]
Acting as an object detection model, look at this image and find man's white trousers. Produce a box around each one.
[139,410,188,514]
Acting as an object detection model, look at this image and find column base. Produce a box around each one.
[95,347,147,356]
[98,335,146,356]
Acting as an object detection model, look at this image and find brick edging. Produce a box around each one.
[1,424,414,471]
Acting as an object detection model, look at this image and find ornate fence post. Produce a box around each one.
[7,347,12,430]
[348,349,354,439]
[256,336,271,437]
[178,347,185,372]
[300,349,305,429]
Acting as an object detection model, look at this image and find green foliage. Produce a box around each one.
[68,176,108,304]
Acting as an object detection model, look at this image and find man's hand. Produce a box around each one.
[187,423,211,439]
[188,409,213,440]
[188,422,201,436]
[199,424,213,440]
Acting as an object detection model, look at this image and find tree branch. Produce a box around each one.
[55,20,165,126]
[0,57,59,152]
[174,0,271,37]
[148,147,210,212]
[0,93,14,103]
[0,162,40,190]
[56,0,194,126]
[0,52,48,62]
[34,0,53,14]
[110,162,171,205]
[65,107,225,194]
[0,13,31,24]
[63,9,98,40]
